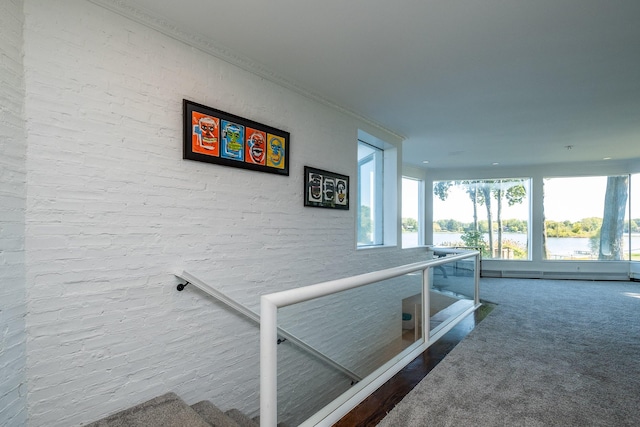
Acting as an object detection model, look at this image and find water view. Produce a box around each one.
[403,232,640,259]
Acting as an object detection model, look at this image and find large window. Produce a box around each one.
[358,141,383,246]
[631,174,640,261]
[402,177,424,248]
[433,178,531,259]
[542,176,630,260]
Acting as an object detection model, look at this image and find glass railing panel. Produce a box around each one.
[275,272,423,426]
[429,256,476,333]
[276,342,351,426]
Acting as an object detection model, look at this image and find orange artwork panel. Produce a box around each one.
[191,112,220,157]
[245,127,267,165]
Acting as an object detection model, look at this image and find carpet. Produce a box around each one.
[378,278,640,426]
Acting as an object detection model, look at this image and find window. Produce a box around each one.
[357,130,398,248]
[358,141,383,246]
[631,174,640,262]
[402,177,424,248]
[542,175,630,260]
[432,178,531,259]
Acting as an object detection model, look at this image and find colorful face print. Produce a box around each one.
[199,117,218,149]
[266,134,285,169]
[245,128,266,165]
[221,120,245,161]
[191,112,219,156]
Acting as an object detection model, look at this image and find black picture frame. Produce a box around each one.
[183,99,289,176]
[304,166,349,210]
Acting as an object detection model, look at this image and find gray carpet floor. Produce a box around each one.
[378,278,640,426]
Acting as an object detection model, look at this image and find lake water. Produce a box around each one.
[403,232,640,257]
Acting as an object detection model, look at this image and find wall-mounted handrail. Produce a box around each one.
[260,249,480,427]
[175,271,362,383]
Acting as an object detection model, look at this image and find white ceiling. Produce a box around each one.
[100,0,640,169]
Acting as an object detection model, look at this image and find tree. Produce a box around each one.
[461,229,487,255]
[580,217,602,234]
[358,205,372,244]
[465,181,480,232]
[446,219,464,232]
[494,182,504,256]
[433,179,527,258]
[599,176,629,260]
[492,180,526,257]
[402,217,418,232]
[542,180,549,259]
[433,181,452,201]
[589,229,601,257]
[478,183,494,256]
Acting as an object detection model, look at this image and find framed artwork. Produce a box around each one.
[304,166,349,210]
[183,99,289,176]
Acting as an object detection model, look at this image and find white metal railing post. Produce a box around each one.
[422,267,431,340]
[474,253,480,305]
[260,296,278,427]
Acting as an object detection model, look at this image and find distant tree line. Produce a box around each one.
[544,217,601,238]
[433,217,640,238]
[433,218,528,234]
[402,217,419,232]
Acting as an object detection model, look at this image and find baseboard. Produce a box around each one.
[482,269,630,281]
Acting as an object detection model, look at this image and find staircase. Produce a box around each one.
[86,392,266,427]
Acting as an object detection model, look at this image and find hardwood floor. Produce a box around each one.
[333,303,494,427]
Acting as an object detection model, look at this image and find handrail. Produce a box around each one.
[262,251,476,307]
[260,249,480,427]
[174,271,362,383]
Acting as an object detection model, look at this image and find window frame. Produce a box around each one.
[402,176,425,248]
[358,141,384,246]
[431,177,531,260]
[542,174,631,261]
[357,130,398,249]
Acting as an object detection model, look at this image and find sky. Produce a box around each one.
[542,177,607,222]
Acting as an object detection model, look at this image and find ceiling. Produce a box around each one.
[102,0,640,169]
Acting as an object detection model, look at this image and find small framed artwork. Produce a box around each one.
[183,99,289,176]
[304,166,349,210]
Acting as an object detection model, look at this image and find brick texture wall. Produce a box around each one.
[0,0,28,426]
[20,1,429,425]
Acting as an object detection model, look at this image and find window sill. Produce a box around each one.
[356,244,398,251]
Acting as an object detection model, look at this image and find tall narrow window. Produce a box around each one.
[358,141,383,246]
[631,174,640,262]
[402,177,423,248]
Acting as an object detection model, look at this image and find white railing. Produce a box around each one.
[260,249,480,427]
[175,271,362,383]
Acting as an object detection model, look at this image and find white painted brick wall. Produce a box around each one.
[20,1,430,425]
[0,1,28,426]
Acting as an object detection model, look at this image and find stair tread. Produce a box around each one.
[86,392,211,427]
[192,400,240,427]
[224,408,259,427]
